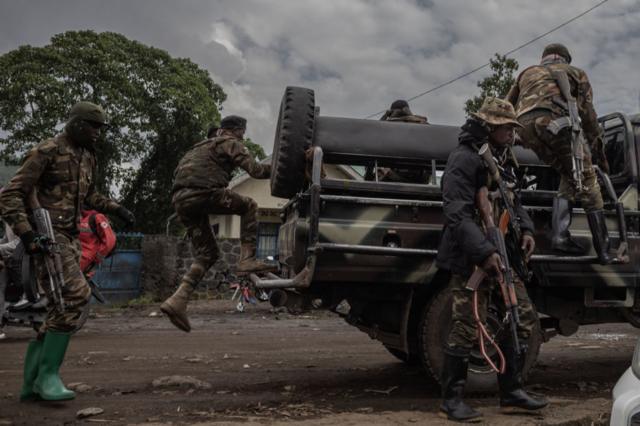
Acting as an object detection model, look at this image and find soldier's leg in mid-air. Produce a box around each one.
[440,274,484,422]
[23,234,90,402]
[161,215,219,333]
[208,189,274,273]
[496,279,548,411]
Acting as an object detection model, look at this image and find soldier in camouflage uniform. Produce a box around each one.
[436,98,547,422]
[506,43,611,264]
[160,115,273,333]
[0,102,135,402]
[365,100,430,183]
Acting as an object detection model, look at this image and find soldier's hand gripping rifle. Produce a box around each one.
[27,190,65,312]
[466,143,523,355]
[549,70,586,192]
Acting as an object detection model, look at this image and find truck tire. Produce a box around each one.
[418,285,542,392]
[384,345,420,366]
[270,86,316,198]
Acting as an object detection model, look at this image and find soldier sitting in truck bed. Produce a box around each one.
[365,100,431,184]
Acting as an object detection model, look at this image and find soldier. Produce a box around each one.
[365,100,430,183]
[506,43,611,264]
[0,102,135,401]
[379,99,428,124]
[160,115,272,333]
[437,98,547,422]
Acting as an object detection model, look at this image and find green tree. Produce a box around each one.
[243,138,266,161]
[465,54,519,115]
[0,30,226,232]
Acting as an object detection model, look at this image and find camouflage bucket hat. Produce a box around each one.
[471,97,523,128]
[68,101,107,125]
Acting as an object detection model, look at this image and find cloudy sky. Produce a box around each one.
[1,0,638,154]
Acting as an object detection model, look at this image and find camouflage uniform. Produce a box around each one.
[506,44,611,263]
[171,134,270,288]
[160,117,272,333]
[0,133,121,333]
[1,101,132,403]
[506,59,605,210]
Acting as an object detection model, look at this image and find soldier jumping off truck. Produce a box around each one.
[160,115,274,333]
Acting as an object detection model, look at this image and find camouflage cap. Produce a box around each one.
[220,115,247,130]
[542,43,572,64]
[471,97,523,127]
[69,101,107,125]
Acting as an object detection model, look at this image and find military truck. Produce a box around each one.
[250,86,640,388]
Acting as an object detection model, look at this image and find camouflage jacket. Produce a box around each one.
[0,133,121,237]
[384,114,428,124]
[172,135,270,197]
[505,62,602,147]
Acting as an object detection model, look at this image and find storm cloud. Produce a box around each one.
[1,0,638,152]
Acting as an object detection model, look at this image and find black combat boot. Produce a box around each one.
[439,352,482,422]
[551,196,585,254]
[498,342,548,412]
[587,210,611,265]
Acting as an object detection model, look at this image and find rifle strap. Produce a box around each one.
[472,289,506,374]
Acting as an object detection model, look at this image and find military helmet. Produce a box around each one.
[220,115,247,130]
[390,100,409,110]
[542,43,572,64]
[68,101,107,125]
[471,97,522,128]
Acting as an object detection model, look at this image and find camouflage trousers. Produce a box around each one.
[518,111,603,211]
[35,232,91,334]
[445,273,538,354]
[173,188,258,289]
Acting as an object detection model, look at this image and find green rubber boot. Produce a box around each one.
[32,332,76,401]
[19,340,43,401]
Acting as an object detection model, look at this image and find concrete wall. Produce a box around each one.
[140,234,240,300]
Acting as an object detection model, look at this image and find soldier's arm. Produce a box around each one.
[225,140,271,179]
[442,151,497,265]
[84,161,122,214]
[505,83,520,107]
[0,142,53,236]
[85,184,121,214]
[576,72,602,142]
[577,72,608,171]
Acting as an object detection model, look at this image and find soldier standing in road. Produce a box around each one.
[0,102,135,401]
[365,100,430,183]
[160,115,273,333]
[437,98,547,422]
[506,43,611,264]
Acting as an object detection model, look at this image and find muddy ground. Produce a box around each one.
[0,299,635,425]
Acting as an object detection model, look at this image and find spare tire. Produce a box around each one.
[270,86,316,198]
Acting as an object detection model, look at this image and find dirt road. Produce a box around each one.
[0,300,635,425]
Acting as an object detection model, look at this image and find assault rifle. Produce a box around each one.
[27,190,65,312]
[549,69,586,192]
[466,143,524,355]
